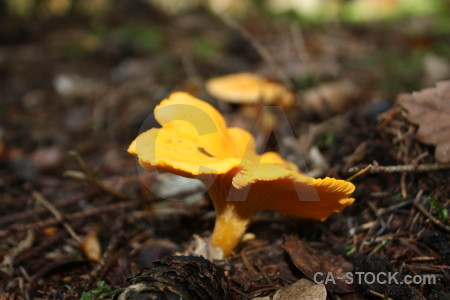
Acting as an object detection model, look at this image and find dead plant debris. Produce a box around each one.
[398,81,450,163]
[0,2,449,300]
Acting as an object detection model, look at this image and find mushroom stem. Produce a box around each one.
[210,205,250,256]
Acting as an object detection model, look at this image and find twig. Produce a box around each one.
[414,197,450,233]
[83,231,124,287]
[346,164,372,181]
[32,191,82,243]
[290,24,343,120]
[29,259,91,298]
[251,286,278,296]
[400,172,408,199]
[405,264,450,272]
[369,289,394,300]
[240,246,258,275]
[409,212,422,235]
[377,199,414,215]
[409,256,437,262]
[217,12,293,89]
[367,201,387,236]
[15,230,68,265]
[180,51,201,81]
[0,230,35,277]
[349,162,450,174]
[254,260,275,286]
[0,192,91,226]
[289,24,310,75]
[0,198,150,238]
[406,190,423,231]
[68,151,129,199]
[349,220,378,236]
[229,285,252,299]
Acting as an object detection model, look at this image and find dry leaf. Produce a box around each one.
[43,227,58,236]
[283,236,355,293]
[81,231,101,262]
[273,278,327,300]
[398,81,450,162]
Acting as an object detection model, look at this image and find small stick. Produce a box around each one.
[29,259,91,298]
[349,220,378,235]
[368,290,394,300]
[346,164,372,181]
[0,192,91,226]
[349,162,450,174]
[377,199,414,215]
[405,190,422,230]
[68,151,129,199]
[83,231,124,287]
[405,264,450,271]
[15,230,68,265]
[32,191,82,244]
[367,201,387,236]
[0,198,149,238]
[414,200,450,233]
[0,230,35,277]
[251,286,278,296]
[254,260,275,286]
[218,12,293,89]
[229,285,253,299]
[290,23,335,113]
[409,256,437,261]
[289,24,310,74]
[240,246,258,274]
[401,172,408,199]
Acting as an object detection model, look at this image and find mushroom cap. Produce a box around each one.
[205,72,294,106]
[129,92,354,221]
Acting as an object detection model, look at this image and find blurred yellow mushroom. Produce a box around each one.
[205,72,294,107]
[205,72,294,144]
[129,92,355,256]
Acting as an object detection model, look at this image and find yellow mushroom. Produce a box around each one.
[205,72,294,107]
[129,92,355,256]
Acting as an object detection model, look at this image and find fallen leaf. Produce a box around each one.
[43,227,58,236]
[398,81,450,162]
[81,231,101,262]
[283,236,355,293]
[273,278,326,300]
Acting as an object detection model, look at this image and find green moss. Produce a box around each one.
[123,23,163,52]
[80,281,116,300]
[426,197,449,224]
[193,37,220,61]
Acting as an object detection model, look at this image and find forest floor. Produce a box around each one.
[1,3,449,300]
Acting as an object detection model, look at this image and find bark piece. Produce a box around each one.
[113,256,228,300]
